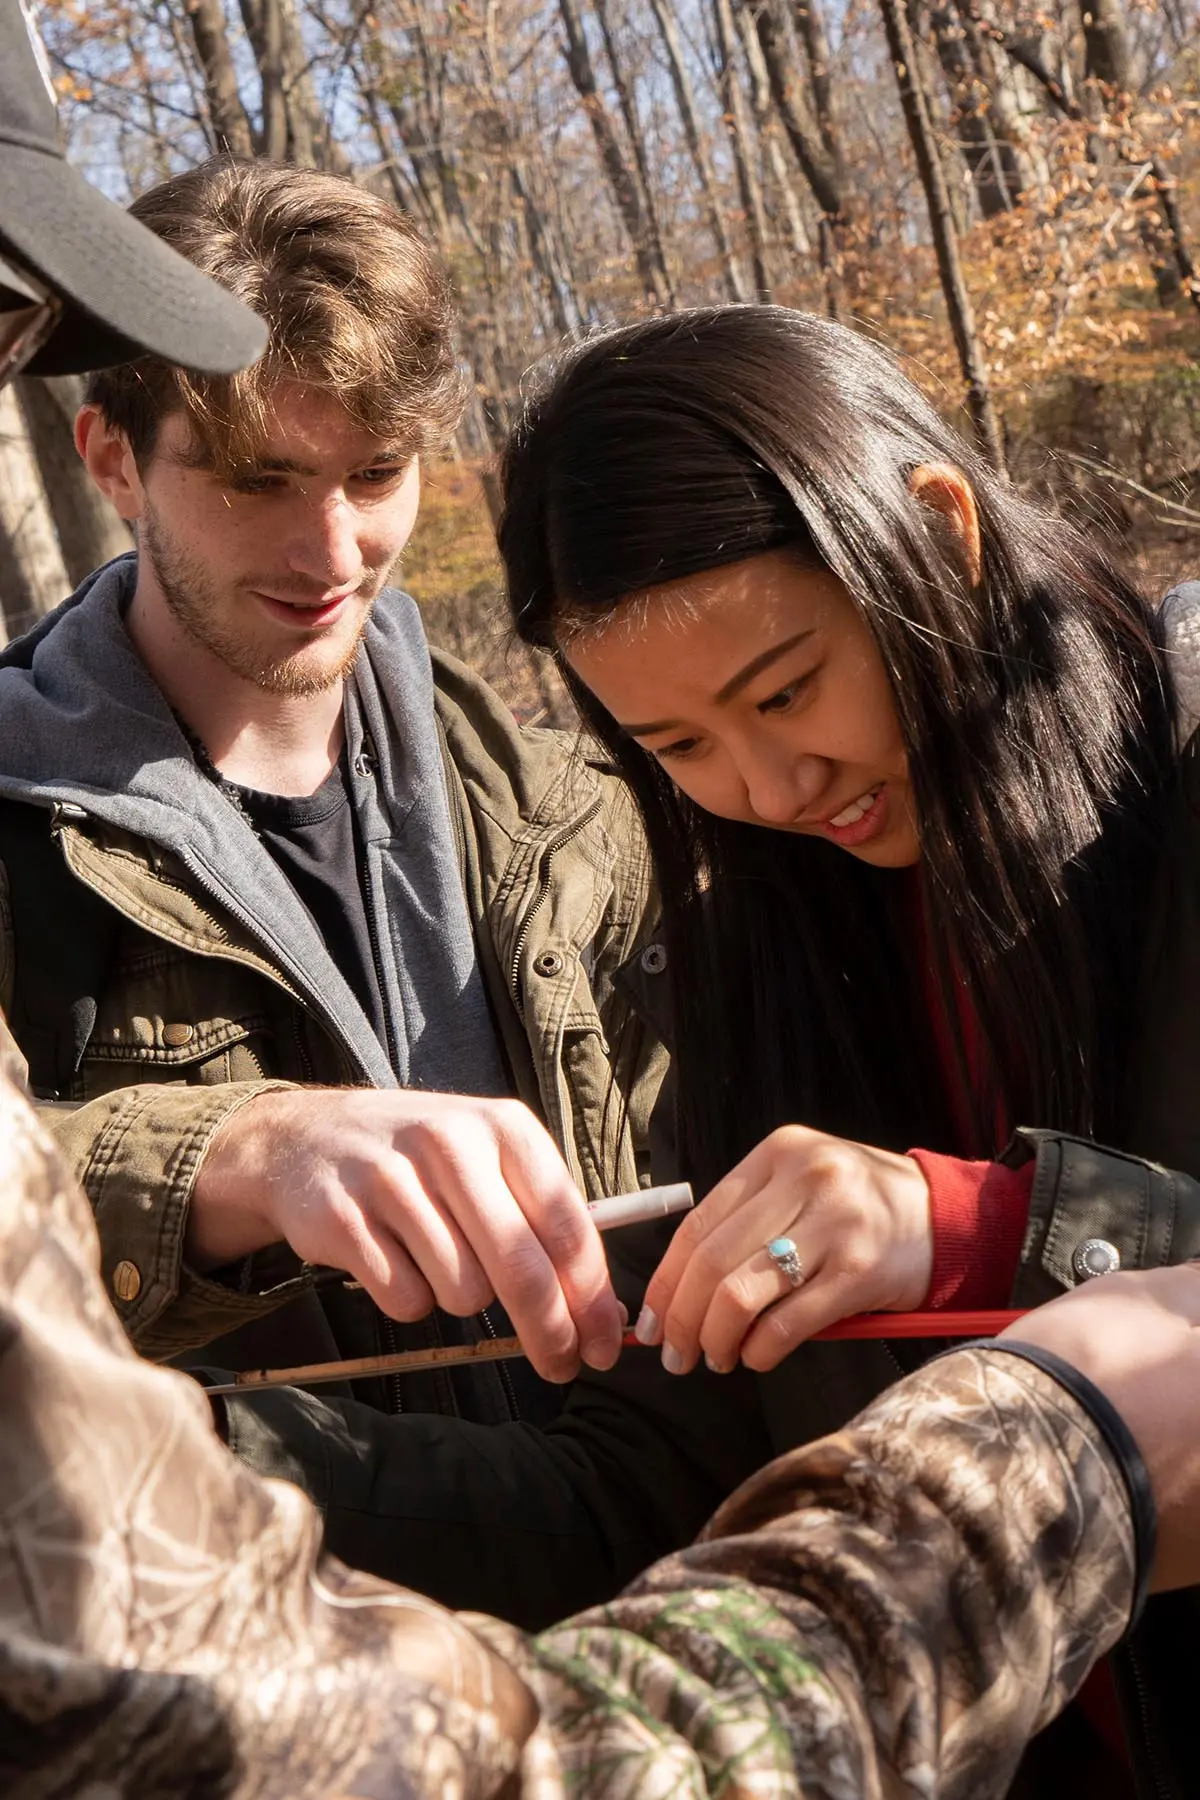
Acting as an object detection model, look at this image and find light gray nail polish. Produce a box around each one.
[634,1306,660,1345]
[661,1342,687,1375]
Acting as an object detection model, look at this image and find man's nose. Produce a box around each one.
[285,494,363,588]
[742,749,825,827]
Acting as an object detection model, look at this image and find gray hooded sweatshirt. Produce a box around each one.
[0,552,507,1101]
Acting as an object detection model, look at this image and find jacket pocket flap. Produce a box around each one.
[87,1013,271,1065]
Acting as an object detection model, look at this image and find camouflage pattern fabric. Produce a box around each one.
[0,1044,1135,1799]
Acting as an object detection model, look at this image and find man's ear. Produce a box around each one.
[74,405,145,523]
[909,462,982,587]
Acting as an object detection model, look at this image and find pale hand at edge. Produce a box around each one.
[999,1263,1200,1593]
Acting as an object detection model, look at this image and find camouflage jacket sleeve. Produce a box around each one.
[0,1055,1141,1800]
[484,1346,1140,1800]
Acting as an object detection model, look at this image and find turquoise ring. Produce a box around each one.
[766,1236,806,1287]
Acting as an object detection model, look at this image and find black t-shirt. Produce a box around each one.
[223,752,562,1427]
[228,752,388,1056]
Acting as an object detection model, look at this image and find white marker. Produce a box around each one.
[588,1181,694,1231]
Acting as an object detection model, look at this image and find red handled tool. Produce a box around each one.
[204,1308,1026,1397]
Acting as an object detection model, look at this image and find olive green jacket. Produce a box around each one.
[0,642,666,1363]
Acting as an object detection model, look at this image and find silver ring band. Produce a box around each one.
[766,1236,805,1288]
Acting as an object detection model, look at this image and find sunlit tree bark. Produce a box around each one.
[15,376,131,587]
[713,0,772,297]
[878,0,1006,471]
[0,388,69,644]
[557,0,671,306]
[648,0,750,300]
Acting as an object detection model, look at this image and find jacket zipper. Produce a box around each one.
[1121,1640,1174,1800]
[174,845,379,1084]
[380,1317,405,1416]
[354,754,411,1416]
[508,798,603,1010]
[359,840,404,1081]
[479,1304,522,1421]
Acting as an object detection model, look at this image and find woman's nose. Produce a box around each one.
[742,750,825,826]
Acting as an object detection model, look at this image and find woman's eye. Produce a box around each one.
[358,465,405,487]
[651,737,702,763]
[758,676,811,716]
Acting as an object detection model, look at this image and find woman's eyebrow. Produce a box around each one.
[623,629,815,736]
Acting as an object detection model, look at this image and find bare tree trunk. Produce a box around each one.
[594,0,676,302]
[277,0,351,173]
[738,5,813,259]
[0,388,69,644]
[183,0,255,156]
[239,0,288,160]
[930,4,1022,217]
[557,0,671,305]
[15,376,131,586]
[1150,156,1200,318]
[1082,0,1133,92]
[877,0,1006,471]
[359,78,432,222]
[747,0,843,219]
[791,0,845,187]
[511,162,584,335]
[480,0,583,337]
[745,0,846,310]
[648,0,749,301]
[713,0,772,297]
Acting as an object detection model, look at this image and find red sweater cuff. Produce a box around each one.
[909,1148,1033,1310]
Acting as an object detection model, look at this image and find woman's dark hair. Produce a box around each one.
[499,307,1176,1189]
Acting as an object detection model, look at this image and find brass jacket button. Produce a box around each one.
[162,1022,196,1047]
[533,951,564,978]
[112,1259,142,1303]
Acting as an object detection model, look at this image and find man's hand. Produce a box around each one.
[999,1265,1200,1593]
[189,1088,624,1382]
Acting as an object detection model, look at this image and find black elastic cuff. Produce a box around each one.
[937,1340,1156,1633]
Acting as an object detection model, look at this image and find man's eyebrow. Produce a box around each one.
[242,455,316,476]
[623,629,815,736]
[231,445,414,478]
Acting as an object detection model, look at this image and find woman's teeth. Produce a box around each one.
[829,785,881,829]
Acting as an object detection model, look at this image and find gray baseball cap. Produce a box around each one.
[0,0,267,376]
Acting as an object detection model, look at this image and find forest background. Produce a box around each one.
[4,0,1200,720]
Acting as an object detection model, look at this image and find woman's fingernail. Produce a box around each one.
[704,1354,729,1375]
[635,1306,660,1345]
[661,1342,687,1375]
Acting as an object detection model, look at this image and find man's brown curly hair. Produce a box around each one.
[85,157,465,475]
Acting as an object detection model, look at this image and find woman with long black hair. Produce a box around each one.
[498,304,1200,1793]
[500,304,1200,1386]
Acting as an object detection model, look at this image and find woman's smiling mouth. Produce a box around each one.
[816,782,888,847]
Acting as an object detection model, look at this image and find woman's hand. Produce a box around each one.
[637,1125,933,1375]
[998,1264,1200,1593]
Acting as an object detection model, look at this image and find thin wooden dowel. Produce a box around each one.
[203,1309,1027,1397]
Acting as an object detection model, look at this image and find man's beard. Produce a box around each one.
[139,505,373,697]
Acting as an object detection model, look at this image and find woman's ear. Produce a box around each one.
[909,462,982,587]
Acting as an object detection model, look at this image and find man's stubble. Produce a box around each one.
[139,502,374,698]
